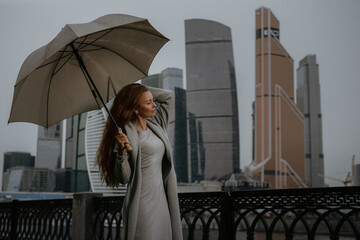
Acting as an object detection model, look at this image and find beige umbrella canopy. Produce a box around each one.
[8,14,169,130]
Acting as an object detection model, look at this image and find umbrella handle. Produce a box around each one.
[118,128,133,152]
[124,143,133,152]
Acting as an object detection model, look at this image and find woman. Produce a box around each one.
[97,83,183,240]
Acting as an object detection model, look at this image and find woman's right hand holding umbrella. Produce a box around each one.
[115,130,132,153]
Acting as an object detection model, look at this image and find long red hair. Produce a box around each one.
[97,83,149,187]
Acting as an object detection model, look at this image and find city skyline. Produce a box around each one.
[0,0,359,187]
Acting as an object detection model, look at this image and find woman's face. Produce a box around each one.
[136,90,156,118]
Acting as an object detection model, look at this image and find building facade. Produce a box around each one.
[3,152,35,174]
[36,123,62,170]
[249,7,306,189]
[161,68,183,90]
[65,114,90,192]
[296,55,325,187]
[172,87,188,183]
[185,19,240,182]
[2,152,35,191]
[3,166,55,192]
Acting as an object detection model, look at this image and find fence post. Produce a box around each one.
[219,192,235,240]
[10,200,18,240]
[71,192,103,240]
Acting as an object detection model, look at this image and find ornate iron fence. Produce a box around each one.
[93,187,360,240]
[1,186,360,240]
[0,199,72,240]
[93,196,124,240]
[0,201,12,239]
[231,187,360,240]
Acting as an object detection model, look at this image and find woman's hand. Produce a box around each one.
[115,131,130,154]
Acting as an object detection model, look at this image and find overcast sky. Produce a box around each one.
[0,0,359,187]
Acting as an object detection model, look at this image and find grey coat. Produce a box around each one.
[113,87,183,240]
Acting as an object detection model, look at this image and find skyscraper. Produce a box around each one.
[249,7,306,189]
[36,123,62,169]
[65,114,90,192]
[185,19,240,181]
[296,55,325,187]
[172,87,188,183]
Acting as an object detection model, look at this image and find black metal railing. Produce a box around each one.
[93,196,124,240]
[230,187,360,240]
[1,186,360,240]
[93,187,360,240]
[0,199,72,240]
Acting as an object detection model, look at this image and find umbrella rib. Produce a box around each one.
[36,51,73,70]
[36,26,165,76]
[45,44,70,127]
[44,36,90,74]
[77,30,112,51]
[51,36,90,75]
[70,40,103,109]
[117,25,168,40]
[76,42,147,76]
[35,31,110,73]
[52,52,74,76]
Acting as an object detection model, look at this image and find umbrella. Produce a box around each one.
[8,14,169,151]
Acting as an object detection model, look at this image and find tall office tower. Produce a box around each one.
[36,123,62,169]
[185,19,240,182]
[250,7,306,189]
[65,113,90,192]
[296,55,325,187]
[172,87,188,183]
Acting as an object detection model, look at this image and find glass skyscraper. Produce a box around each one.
[185,19,240,182]
[36,123,62,169]
[65,114,90,192]
[297,55,325,187]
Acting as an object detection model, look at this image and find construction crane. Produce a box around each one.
[318,155,356,186]
[318,173,352,186]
